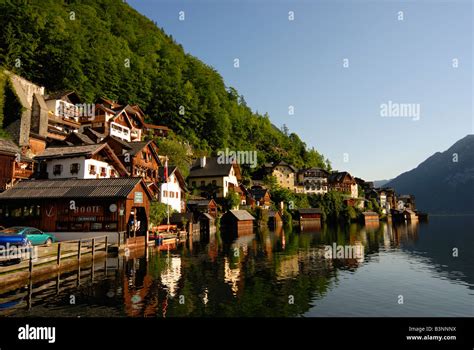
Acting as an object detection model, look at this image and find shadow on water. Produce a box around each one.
[0,216,472,317]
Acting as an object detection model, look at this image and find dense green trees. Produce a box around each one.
[0,0,329,172]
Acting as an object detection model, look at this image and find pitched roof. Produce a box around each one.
[83,128,106,142]
[35,144,106,159]
[297,208,323,214]
[328,171,354,183]
[187,199,213,206]
[249,186,269,201]
[226,210,255,221]
[0,139,34,162]
[188,157,238,178]
[44,91,81,104]
[0,139,21,155]
[200,213,214,220]
[65,132,95,145]
[0,178,151,200]
[126,141,152,156]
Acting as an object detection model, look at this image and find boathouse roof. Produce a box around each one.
[0,178,152,200]
[297,208,322,214]
[226,210,255,221]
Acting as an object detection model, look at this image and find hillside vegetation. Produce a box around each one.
[0,0,330,174]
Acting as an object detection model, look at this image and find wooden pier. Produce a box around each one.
[0,236,111,287]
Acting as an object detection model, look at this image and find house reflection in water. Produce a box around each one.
[160,253,182,298]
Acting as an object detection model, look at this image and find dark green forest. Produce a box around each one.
[0,0,330,172]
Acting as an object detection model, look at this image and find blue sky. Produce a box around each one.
[129,0,472,181]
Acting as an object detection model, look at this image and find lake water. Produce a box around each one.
[1,216,473,317]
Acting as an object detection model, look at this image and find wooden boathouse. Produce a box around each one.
[297,208,322,231]
[0,178,153,240]
[221,210,255,238]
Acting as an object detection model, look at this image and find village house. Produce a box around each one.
[248,185,271,209]
[235,184,252,207]
[366,188,389,213]
[34,143,128,179]
[81,97,169,143]
[44,91,82,140]
[264,161,298,191]
[158,166,187,213]
[0,139,35,191]
[328,171,358,198]
[187,198,218,218]
[297,167,329,195]
[398,194,416,211]
[187,156,241,199]
[355,177,374,193]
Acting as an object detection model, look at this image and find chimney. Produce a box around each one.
[200,156,206,168]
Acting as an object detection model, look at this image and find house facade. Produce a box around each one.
[328,171,358,198]
[158,166,187,213]
[297,167,329,195]
[0,139,35,191]
[265,161,297,191]
[35,144,128,179]
[187,157,241,199]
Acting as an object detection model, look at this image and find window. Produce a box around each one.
[100,167,107,177]
[176,192,179,198]
[110,169,116,178]
[89,164,96,175]
[170,192,174,198]
[70,163,80,174]
[142,151,147,160]
[53,164,63,176]
[163,191,168,197]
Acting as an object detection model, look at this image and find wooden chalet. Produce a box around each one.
[0,178,153,235]
[328,171,358,198]
[187,198,218,218]
[249,185,271,209]
[82,97,170,143]
[297,208,322,231]
[221,210,255,238]
[0,139,35,191]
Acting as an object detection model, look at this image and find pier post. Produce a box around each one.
[77,240,82,263]
[57,243,62,266]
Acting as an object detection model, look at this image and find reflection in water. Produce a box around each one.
[0,216,472,317]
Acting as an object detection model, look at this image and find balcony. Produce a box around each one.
[14,167,34,179]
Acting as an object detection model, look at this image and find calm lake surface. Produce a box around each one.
[1,216,473,317]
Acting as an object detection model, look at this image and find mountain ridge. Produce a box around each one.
[386,135,474,214]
